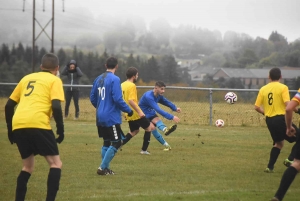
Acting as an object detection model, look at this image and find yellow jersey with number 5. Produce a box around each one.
[9,71,65,130]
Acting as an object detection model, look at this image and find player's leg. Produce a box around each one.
[64,91,72,118]
[13,129,34,201]
[16,155,34,201]
[122,120,140,146]
[97,126,110,163]
[272,138,300,201]
[284,124,299,167]
[34,129,62,201]
[141,131,151,154]
[73,91,80,119]
[98,125,123,175]
[152,116,177,136]
[265,116,285,172]
[151,129,171,151]
[44,155,62,201]
[138,117,153,154]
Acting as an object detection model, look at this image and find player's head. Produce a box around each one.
[269,67,281,81]
[154,81,166,95]
[126,67,138,83]
[105,57,118,69]
[41,53,59,71]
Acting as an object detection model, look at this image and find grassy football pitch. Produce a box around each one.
[0,120,300,201]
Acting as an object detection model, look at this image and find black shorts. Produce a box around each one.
[13,128,59,159]
[148,114,158,124]
[128,117,151,132]
[266,115,297,143]
[97,124,125,142]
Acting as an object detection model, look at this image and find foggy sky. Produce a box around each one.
[0,0,300,44]
[70,0,300,42]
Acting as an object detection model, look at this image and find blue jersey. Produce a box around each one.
[90,71,132,127]
[139,90,177,120]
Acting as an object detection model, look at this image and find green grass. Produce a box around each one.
[0,120,300,201]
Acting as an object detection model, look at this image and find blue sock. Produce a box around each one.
[101,146,117,169]
[152,129,166,145]
[101,146,109,160]
[156,120,166,132]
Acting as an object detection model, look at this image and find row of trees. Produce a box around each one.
[0,43,181,86]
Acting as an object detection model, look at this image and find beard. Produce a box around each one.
[133,78,137,83]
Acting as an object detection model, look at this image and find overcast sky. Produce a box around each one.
[1,0,300,43]
[66,0,300,42]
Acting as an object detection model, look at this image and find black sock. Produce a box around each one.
[122,133,132,145]
[268,147,280,169]
[15,171,31,201]
[142,131,151,151]
[275,166,298,200]
[46,168,61,201]
[288,144,297,161]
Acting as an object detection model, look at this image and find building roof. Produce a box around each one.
[214,68,300,79]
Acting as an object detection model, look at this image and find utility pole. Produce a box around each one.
[31,0,55,72]
[32,0,35,73]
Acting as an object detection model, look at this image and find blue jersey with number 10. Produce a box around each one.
[90,71,131,127]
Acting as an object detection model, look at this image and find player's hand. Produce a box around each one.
[127,110,133,117]
[286,127,296,137]
[173,116,180,123]
[176,108,181,113]
[295,108,300,114]
[56,124,64,144]
[138,111,145,118]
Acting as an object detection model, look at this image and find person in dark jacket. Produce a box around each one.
[61,60,83,119]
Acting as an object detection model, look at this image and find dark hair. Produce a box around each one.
[155,81,166,88]
[106,57,118,69]
[269,67,281,80]
[41,53,59,70]
[126,67,138,79]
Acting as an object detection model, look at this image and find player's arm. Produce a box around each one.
[5,98,18,144]
[112,79,133,115]
[158,96,177,112]
[128,99,145,117]
[254,91,264,115]
[90,80,98,108]
[52,100,64,143]
[147,97,174,120]
[254,105,264,115]
[286,100,299,137]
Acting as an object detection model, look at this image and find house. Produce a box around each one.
[212,68,300,89]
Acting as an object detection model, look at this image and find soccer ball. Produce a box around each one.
[225,92,237,104]
[215,119,225,127]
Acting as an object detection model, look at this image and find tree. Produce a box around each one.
[57,48,67,66]
[160,55,179,84]
[16,42,25,60]
[143,56,161,82]
[0,44,10,64]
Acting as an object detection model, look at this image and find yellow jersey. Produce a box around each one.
[254,82,290,117]
[121,80,141,121]
[10,71,65,130]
